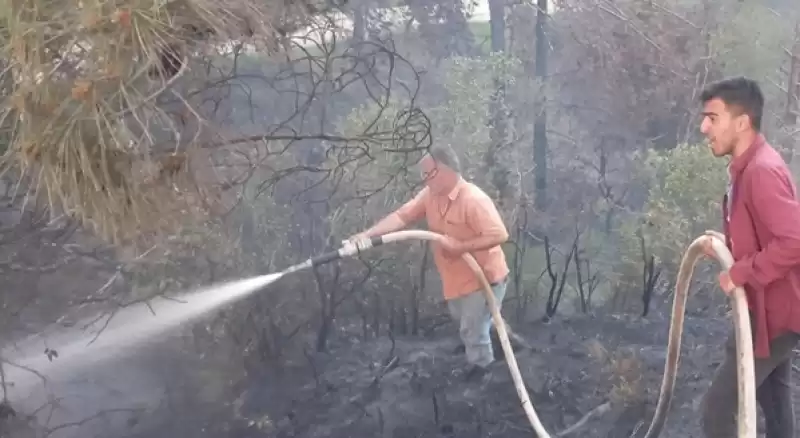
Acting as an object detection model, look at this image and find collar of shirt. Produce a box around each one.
[446,177,466,202]
[729,133,766,179]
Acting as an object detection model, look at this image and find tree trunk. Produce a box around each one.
[404,0,476,59]
[351,0,366,43]
[487,0,510,208]
[533,0,549,210]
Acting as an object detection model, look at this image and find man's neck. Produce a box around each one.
[433,176,461,197]
[732,131,758,158]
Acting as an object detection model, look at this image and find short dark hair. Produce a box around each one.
[700,77,764,131]
[427,144,461,173]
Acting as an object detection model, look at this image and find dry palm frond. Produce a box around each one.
[0,0,316,245]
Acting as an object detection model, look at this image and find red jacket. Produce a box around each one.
[723,134,800,359]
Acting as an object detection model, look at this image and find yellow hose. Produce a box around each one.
[370,229,756,438]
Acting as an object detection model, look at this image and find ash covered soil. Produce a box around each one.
[237,312,792,438]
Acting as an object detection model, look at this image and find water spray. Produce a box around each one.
[273,229,756,438]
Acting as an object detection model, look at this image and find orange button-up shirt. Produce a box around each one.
[395,178,509,300]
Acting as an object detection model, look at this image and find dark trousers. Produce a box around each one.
[701,330,799,438]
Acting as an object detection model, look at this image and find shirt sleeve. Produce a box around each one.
[395,187,428,225]
[729,164,800,289]
[465,191,508,239]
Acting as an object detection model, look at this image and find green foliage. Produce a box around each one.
[336,53,528,217]
[428,53,524,180]
[642,143,728,264]
[610,144,727,304]
[336,97,426,237]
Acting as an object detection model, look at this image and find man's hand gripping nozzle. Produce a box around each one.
[339,236,376,258]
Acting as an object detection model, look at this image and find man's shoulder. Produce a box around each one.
[744,142,795,189]
[748,142,789,174]
[411,186,431,200]
[459,181,493,202]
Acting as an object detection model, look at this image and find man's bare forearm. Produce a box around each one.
[458,231,508,253]
[362,213,408,238]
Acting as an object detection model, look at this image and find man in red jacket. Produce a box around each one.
[699,76,800,438]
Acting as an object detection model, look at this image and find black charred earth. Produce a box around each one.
[229,312,787,438]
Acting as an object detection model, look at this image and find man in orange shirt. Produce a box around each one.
[346,144,510,380]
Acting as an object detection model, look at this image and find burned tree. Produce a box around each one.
[638,227,661,318]
[543,234,576,320]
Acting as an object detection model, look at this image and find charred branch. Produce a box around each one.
[543,234,577,320]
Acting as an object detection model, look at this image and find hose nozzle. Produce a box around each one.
[296,236,386,271]
[339,236,381,257]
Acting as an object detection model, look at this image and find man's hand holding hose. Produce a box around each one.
[342,233,373,254]
[701,230,737,296]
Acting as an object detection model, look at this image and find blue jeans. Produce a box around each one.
[447,278,508,367]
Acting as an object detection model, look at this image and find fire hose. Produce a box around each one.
[279,229,756,437]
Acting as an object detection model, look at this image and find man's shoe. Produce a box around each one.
[463,363,493,383]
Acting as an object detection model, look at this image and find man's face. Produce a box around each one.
[419,155,453,194]
[700,97,746,157]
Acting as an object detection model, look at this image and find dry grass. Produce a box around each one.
[0,0,311,245]
[586,338,645,405]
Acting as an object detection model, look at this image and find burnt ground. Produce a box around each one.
[236,312,798,438]
[5,309,797,438]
